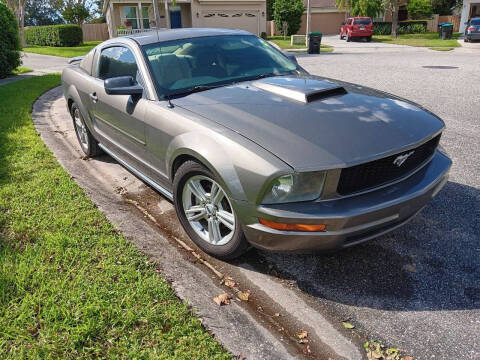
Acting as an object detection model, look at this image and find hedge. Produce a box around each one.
[0,3,21,78]
[373,21,427,35]
[25,24,83,47]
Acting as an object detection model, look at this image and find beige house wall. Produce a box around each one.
[298,11,346,35]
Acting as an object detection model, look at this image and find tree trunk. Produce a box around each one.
[391,3,399,38]
[18,0,25,46]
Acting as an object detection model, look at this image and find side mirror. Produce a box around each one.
[286,53,299,65]
[104,76,143,96]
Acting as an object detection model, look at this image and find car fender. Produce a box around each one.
[62,71,94,131]
[167,131,291,204]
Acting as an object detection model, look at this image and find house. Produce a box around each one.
[296,0,409,35]
[459,0,480,32]
[103,0,267,38]
[297,0,347,35]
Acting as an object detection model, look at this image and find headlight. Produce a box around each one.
[262,172,326,204]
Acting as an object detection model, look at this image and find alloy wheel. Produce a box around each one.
[74,108,89,150]
[182,175,235,246]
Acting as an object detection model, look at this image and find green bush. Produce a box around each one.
[407,0,433,20]
[25,24,83,47]
[0,3,21,78]
[273,0,305,36]
[373,21,427,35]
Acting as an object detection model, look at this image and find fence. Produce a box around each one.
[116,28,158,36]
[438,15,461,32]
[81,23,109,41]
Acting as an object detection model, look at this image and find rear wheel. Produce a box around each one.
[367,36,372,42]
[346,34,351,42]
[71,103,102,157]
[173,161,250,260]
[340,32,344,39]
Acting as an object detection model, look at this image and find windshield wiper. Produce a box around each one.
[234,71,297,84]
[165,84,226,99]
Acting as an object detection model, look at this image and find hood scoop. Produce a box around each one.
[253,78,347,104]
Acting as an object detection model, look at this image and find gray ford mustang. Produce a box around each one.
[62,28,451,259]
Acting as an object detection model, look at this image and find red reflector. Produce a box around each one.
[468,26,475,31]
[259,218,326,232]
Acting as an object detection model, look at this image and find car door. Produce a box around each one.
[90,45,149,172]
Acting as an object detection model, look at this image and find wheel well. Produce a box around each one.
[67,98,74,114]
[172,154,202,180]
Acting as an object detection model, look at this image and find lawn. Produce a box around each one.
[23,41,102,58]
[12,67,33,75]
[0,75,230,359]
[372,32,461,51]
[268,36,334,52]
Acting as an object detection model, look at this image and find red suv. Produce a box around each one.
[340,17,373,42]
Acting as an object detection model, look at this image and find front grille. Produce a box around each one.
[337,134,441,196]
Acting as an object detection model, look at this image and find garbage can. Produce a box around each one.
[308,32,322,54]
[441,23,453,40]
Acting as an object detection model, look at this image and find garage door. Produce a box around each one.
[200,10,260,35]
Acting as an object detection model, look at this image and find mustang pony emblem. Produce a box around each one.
[393,151,415,167]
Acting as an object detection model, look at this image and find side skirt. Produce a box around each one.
[98,143,174,201]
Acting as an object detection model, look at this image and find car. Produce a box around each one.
[340,17,373,42]
[62,28,451,260]
[464,17,480,42]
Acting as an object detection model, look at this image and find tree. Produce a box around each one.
[431,0,457,15]
[350,0,382,18]
[273,0,305,36]
[4,0,27,45]
[266,0,274,21]
[383,0,401,37]
[406,0,433,19]
[62,2,90,25]
[335,0,351,18]
[25,0,64,26]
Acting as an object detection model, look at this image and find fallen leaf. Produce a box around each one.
[404,264,418,273]
[402,357,414,360]
[237,291,250,301]
[213,293,231,306]
[342,322,355,329]
[297,329,308,339]
[221,276,236,288]
[274,312,280,317]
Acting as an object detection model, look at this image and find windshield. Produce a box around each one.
[471,19,480,25]
[354,19,371,25]
[142,35,297,97]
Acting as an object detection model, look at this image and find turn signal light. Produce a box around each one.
[259,218,326,232]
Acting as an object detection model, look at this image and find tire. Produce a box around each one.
[340,33,344,40]
[367,36,372,42]
[346,34,351,42]
[71,103,102,157]
[464,37,469,42]
[173,160,250,260]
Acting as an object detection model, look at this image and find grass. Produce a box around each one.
[12,67,33,75]
[0,75,230,359]
[268,36,334,52]
[372,32,461,50]
[23,41,102,58]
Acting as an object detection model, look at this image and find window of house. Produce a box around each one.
[124,6,138,29]
[98,46,138,80]
[142,7,150,28]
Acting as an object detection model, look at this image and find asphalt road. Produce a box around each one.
[274,46,479,359]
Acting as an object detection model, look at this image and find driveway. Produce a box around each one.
[32,46,479,359]
[321,34,420,53]
[21,52,69,74]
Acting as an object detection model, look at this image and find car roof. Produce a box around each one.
[125,28,253,45]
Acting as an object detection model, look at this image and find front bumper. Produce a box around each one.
[236,151,451,252]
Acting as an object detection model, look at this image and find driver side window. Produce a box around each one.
[98,46,138,81]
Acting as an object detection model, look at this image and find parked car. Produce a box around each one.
[464,17,480,42]
[62,28,451,259]
[340,17,373,42]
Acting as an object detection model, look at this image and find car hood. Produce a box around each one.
[173,76,444,171]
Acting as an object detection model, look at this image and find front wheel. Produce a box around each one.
[173,161,250,260]
[346,34,351,42]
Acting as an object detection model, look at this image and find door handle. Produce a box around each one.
[89,92,98,103]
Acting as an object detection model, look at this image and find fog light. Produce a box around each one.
[259,218,326,232]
